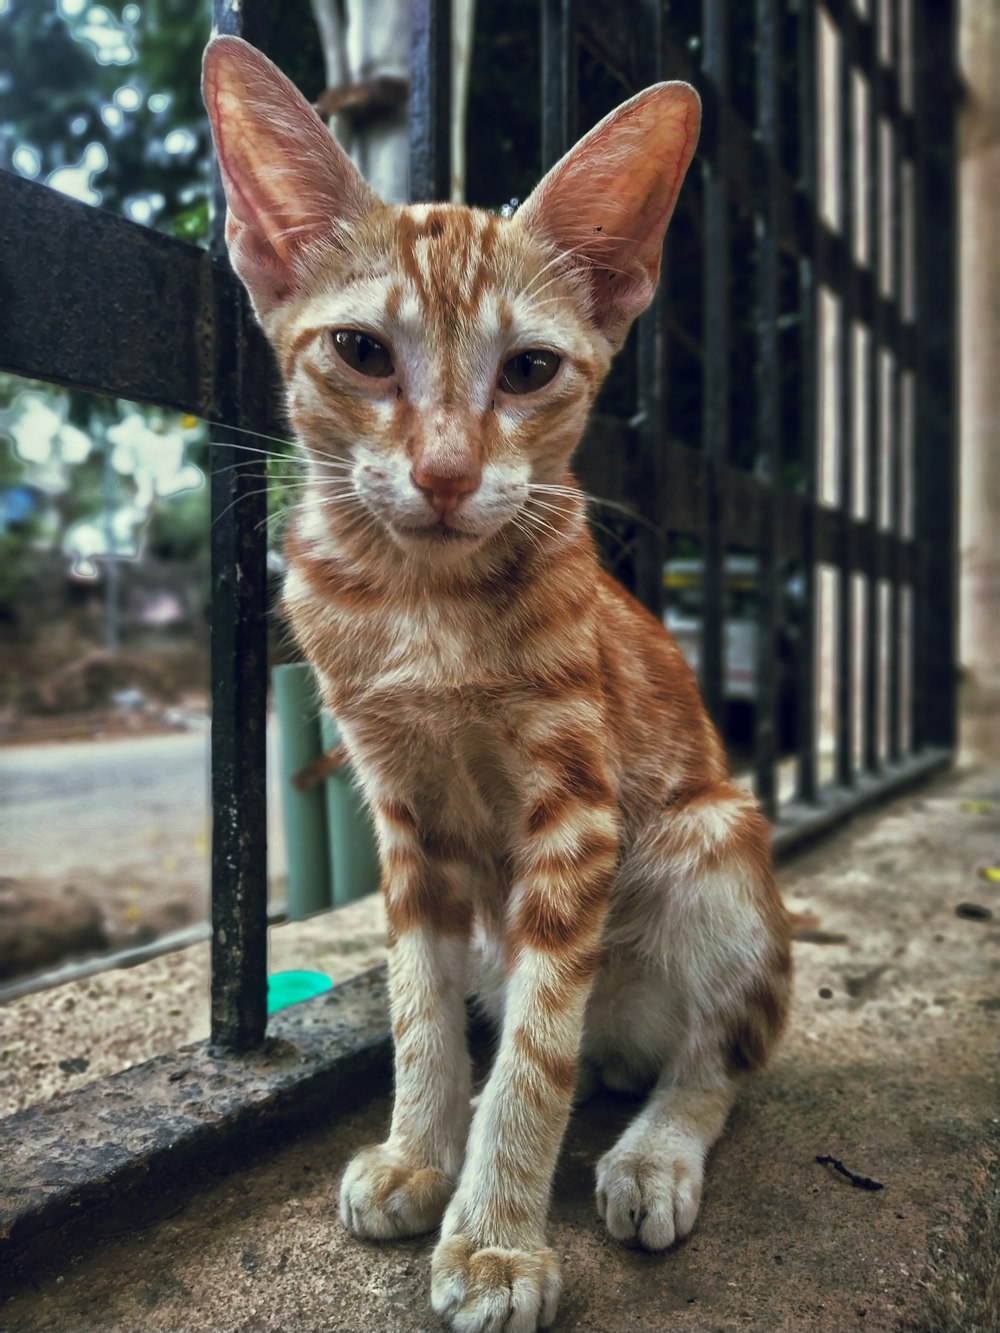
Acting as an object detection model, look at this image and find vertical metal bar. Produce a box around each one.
[796,0,820,804]
[631,0,666,621]
[909,0,928,750]
[410,0,453,202]
[836,1,856,789]
[541,0,576,170]
[863,1,882,773]
[753,0,781,818]
[700,0,729,731]
[887,0,904,762]
[208,0,271,1052]
[912,0,959,750]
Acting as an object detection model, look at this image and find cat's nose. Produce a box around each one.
[410,464,481,519]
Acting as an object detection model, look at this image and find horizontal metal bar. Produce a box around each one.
[0,925,210,1006]
[0,904,289,1007]
[656,438,919,571]
[772,747,952,857]
[0,172,232,416]
[574,414,634,503]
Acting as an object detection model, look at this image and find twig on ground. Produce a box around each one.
[816,1155,885,1191]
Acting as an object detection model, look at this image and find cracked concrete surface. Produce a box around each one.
[1,766,998,1332]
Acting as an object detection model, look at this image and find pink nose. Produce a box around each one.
[410,463,481,520]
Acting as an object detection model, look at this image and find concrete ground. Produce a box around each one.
[1,765,998,1332]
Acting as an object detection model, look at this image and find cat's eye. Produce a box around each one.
[331,329,394,379]
[498,350,561,396]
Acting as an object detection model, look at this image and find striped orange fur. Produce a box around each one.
[205,37,791,1333]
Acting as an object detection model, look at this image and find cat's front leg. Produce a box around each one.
[339,798,473,1240]
[431,750,620,1333]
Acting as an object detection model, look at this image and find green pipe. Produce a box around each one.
[273,664,332,919]
[320,711,381,906]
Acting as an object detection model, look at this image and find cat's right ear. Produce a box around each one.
[202,36,377,319]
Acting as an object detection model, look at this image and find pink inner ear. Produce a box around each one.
[518,83,701,340]
[202,37,376,313]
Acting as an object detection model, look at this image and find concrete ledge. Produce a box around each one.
[0,968,392,1272]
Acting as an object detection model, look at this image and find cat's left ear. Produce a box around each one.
[517,83,701,347]
[202,36,378,319]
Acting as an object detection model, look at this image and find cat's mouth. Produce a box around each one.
[393,522,482,545]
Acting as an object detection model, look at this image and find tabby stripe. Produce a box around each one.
[522,828,618,878]
[281,326,320,381]
[383,863,472,938]
[526,746,614,807]
[517,660,601,700]
[491,1141,541,1192]
[526,788,591,837]
[723,965,791,1075]
[661,785,774,876]
[303,361,335,397]
[375,798,419,831]
[297,553,385,613]
[511,862,613,956]
[512,1028,577,1097]
[523,805,618,861]
[531,945,605,1015]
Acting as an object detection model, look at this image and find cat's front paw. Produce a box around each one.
[431,1236,561,1333]
[339,1143,454,1240]
[595,1137,704,1250]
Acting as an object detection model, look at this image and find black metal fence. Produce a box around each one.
[0,0,957,1053]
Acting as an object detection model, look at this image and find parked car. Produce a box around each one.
[663,556,803,749]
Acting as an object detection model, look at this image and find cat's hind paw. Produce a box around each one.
[431,1237,561,1333]
[339,1143,453,1240]
[595,1138,704,1251]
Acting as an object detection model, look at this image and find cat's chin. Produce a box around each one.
[388,521,489,559]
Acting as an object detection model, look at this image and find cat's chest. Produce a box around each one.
[367,601,487,690]
[288,563,513,701]
[329,600,509,746]
[328,662,522,840]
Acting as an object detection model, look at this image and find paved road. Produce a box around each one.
[0,728,287,887]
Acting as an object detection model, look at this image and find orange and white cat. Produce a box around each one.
[204,36,791,1333]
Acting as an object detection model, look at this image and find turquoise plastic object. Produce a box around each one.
[320,712,381,906]
[267,969,334,1014]
[273,664,332,919]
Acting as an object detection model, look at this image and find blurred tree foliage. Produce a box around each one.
[0,1,218,603]
[0,0,212,238]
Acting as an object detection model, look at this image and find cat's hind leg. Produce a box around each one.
[595,781,791,1250]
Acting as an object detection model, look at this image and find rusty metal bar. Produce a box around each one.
[0,173,219,416]
[207,0,272,1053]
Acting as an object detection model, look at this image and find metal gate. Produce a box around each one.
[0,0,958,1055]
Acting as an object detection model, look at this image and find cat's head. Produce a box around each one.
[203,37,699,565]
